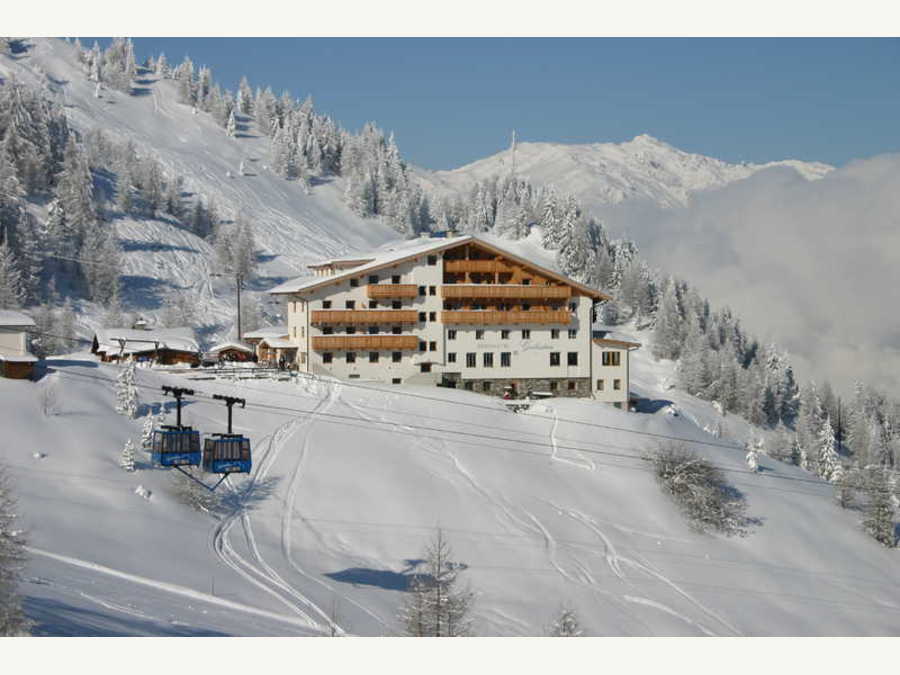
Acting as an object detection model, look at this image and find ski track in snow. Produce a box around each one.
[622,595,718,636]
[27,547,315,630]
[547,406,595,471]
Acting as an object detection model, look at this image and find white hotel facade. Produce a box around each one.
[270,236,639,407]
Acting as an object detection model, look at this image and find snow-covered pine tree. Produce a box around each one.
[0,464,31,636]
[745,440,759,472]
[398,530,474,637]
[832,464,855,509]
[0,240,24,309]
[114,362,138,418]
[120,438,136,472]
[817,415,840,482]
[226,109,238,138]
[548,607,583,637]
[141,414,155,451]
[862,467,896,547]
[652,278,684,361]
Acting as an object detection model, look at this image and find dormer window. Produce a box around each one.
[350,278,359,287]
[369,275,379,284]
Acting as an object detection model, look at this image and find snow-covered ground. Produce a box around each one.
[4,345,899,636]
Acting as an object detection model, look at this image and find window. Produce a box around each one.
[482,381,491,392]
[568,381,576,391]
[568,329,577,339]
[429,286,436,296]
[613,379,622,391]
[369,300,378,309]
[392,326,402,335]
[369,352,379,363]
[448,352,457,363]
[346,327,356,334]
[349,374,360,379]
[448,330,457,340]
[466,353,476,368]
[350,278,359,287]
[427,255,438,265]
[522,278,532,286]
[323,326,334,335]
[483,352,494,368]
[569,302,577,312]
[501,352,511,367]
[392,275,401,284]
[346,352,356,363]
[476,330,484,340]
[550,352,560,366]
[522,303,531,311]
[501,330,510,339]
[597,379,605,391]
[392,352,402,363]
[300,352,307,365]
[602,351,621,366]
[345,300,355,309]
[429,341,437,352]
[392,377,402,385]
[301,327,305,338]
[429,311,436,322]
[421,363,432,373]
[613,402,623,409]
[292,326,297,338]
[322,300,332,309]
[323,352,333,364]
[419,312,427,322]
[568,352,578,366]
[369,275,379,284]
[419,341,427,352]
[550,381,558,391]
[464,381,474,391]
[418,286,426,296]
[551,329,559,339]
[392,300,402,309]
[368,326,378,334]
[522,329,531,339]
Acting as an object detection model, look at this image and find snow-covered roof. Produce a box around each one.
[208,341,253,354]
[242,325,289,340]
[269,235,609,300]
[0,353,38,363]
[592,325,641,349]
[93,327,199,355]
[259,337,295,349]
[0,310,36,328]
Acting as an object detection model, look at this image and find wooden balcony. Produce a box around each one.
[311,310,418,325]
[444,259,512,274]
[366,284,418,299]
[441,310,572,325]
[311,335,420,350]
[441,284,571,300]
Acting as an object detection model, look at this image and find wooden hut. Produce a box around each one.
[0,310,38,379]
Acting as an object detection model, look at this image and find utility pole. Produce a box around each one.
[211,271,244,341]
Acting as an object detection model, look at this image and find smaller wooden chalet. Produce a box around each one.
[257,336,297,366]
[242,326,288,361]
[207,341,254,362]
[0,310,38,379]
[92,327,200,366]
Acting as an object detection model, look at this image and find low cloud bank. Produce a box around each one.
[603,154,900,397]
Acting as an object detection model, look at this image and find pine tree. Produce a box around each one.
[0,464,31,636]
[652,278,684,360]
[114,362,138,418]
[548,607,583,636]
[833,464,855,509]
[0,240,24,309]
[141,415,155,451]
[226,109,238,138]
[120,438,136,472]
[398,530,474,637]
[862,468,896,547]
[817,415,840,482]
[745,439,759,473]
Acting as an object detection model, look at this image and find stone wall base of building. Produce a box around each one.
[443,375,591,398]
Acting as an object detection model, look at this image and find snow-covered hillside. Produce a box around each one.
[0,38,398,339]
[4,347,899,637]
[417,134,832,211]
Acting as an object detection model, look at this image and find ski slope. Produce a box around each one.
[3,349,899,636]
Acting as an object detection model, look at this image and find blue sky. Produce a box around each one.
[85,37,900,170]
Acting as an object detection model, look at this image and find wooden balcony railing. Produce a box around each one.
[443,259,512,274]
[441,284,571,300]
[311,310,418,325]
[311,335,420,350]
[366,284,418,299]
[441,310,572,325]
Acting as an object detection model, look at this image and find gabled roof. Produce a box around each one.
[242,325,289,340]
[269,235,610,300]
[0,310,36,328]
[93,327,199,355]
[592,325,641,350]
[207,341,253,354]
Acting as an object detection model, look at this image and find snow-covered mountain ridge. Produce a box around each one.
[417,134,833,211]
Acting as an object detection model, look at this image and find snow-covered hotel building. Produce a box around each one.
[270,236,640,406]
